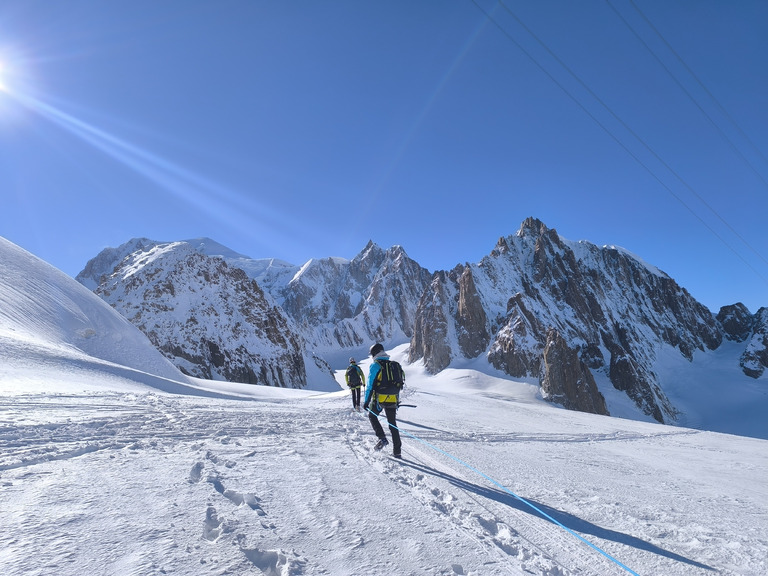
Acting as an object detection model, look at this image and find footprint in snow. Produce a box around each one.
[223,489,267,516]
[203,506,222,542]
[239,544,308,576]
[189,461,204,483]
[206,475,267,515]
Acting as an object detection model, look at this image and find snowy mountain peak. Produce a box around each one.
[184,237,251,260]
[92,240,331,388]
[516,216,550,238]
[355,240,385,264]
[411,218,746,425]
[717,302,754,342]
[76,237,157,290]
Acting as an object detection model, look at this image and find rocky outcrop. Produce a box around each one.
[741,308,768,378]
[456,267,490,359]
[487,293,546,378]
[410,271,455,373]
[717,303,755,342]
[540,329,608,415]
[716,303,768,378]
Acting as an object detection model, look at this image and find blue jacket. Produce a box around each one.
[364,353,390,406]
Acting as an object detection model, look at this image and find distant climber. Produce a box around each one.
[345,357,364,411]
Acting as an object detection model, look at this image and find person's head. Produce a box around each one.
[369,342,385,358]
[349,357,356,364]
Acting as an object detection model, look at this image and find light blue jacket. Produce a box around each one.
[364,353,390,406]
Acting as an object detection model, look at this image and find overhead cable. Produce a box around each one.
[606,0,768,268]
[469,0,768,286]
[626,0,768,169]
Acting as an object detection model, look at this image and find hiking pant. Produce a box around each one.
[368,404,401,455]
[350,387,361,409]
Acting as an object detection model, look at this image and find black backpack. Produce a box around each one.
[346,365,362,387]
[374,359,405,395]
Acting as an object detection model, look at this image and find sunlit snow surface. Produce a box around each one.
[1,345,766,575]
[1,236,767,575]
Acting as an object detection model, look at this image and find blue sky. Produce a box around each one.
[0,0,766,313]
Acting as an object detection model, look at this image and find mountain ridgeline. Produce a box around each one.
[77,218,767,423]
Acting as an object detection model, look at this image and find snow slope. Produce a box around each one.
[1,236,767,575]
[0,236,256,399]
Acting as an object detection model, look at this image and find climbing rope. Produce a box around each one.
[366,407,641,576]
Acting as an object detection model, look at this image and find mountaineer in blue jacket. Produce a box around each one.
[363,342,402,458]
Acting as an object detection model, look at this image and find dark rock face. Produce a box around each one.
[741,308,768,378]
[409,271,454,373]
[540,329,609,416]
[717,303,755,343]
[488,293,546,378]
[457,267,490,359]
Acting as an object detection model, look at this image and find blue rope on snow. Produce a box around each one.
[366,407,641,576]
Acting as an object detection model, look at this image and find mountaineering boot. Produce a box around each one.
[374,438,388,451]
[393,452,402,459]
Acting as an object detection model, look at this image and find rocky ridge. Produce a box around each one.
[408,218,763,423]
[77,219,767,421]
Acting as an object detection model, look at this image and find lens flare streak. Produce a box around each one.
[8,91,295,247]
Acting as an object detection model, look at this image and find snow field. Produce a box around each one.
[1,372,766,576]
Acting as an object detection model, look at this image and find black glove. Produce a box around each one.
[363,402,369,411]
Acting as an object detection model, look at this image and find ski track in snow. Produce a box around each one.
[0,391,765,576]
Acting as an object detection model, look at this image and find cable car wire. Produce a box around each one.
[469,0,768,286]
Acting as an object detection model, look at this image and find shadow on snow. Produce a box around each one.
[398,457,715,573]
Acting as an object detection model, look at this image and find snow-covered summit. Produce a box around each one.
[92,240,336,389]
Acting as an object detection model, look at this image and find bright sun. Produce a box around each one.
[0,60,8,92]
[0,58,17,95]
